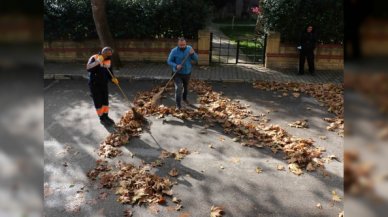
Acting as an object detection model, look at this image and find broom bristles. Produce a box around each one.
[150,89,164,106]
[131,107,144,121]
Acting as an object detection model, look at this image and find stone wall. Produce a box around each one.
[44,30,211,65]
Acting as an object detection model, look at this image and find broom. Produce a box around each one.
[151,52,191,106]
[106,68,144,121]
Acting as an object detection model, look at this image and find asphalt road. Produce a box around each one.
[44,79,343,217]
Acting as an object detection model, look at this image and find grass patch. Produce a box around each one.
[219,26,256,41]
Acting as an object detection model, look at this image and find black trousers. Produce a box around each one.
[89,83,109,116]
[299,50,315,74]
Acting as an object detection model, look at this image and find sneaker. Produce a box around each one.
[175,106,181,112]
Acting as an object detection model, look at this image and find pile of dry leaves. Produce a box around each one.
[253,81,344,136]
[88,160,174,206]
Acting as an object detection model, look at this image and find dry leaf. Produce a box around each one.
[172,197,181,204]
[169,168,179,177]
[306,162,316,172]
[175,204,183,211]
[319,136,327,140]
[328,154,340,162]
[338,211,344,217]
[124,209,133,217]
[288,120,309,128]
[158,196,166,204]
[289,163,303,175]
[277,165,285,171]
[332,190,342,202]
[316,203,322,209]
[292,92,300,98]
[210,206,224,217]
[179,148,190,155]
[256,167,263,174]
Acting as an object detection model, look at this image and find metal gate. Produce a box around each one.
[210,33,267,65]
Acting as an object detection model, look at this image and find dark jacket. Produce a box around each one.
[86,53,113,85]
[299,32,317,51]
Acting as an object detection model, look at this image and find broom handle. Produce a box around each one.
[162,52,192,90]
[106,68,131,104]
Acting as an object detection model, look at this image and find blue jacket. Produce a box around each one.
[167,45,198,75]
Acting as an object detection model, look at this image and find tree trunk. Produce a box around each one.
[254,0,264,38]
[91,0,121,67]
[235,0,243,18]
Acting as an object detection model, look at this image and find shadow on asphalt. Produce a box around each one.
[44,79,343,216]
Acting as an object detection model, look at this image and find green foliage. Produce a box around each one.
[261,0,343,44]
[44,0,210,41]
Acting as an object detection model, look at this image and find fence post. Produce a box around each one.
[263,33,268,65]
[236,40,240,64]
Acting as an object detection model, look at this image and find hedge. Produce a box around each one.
[261,0,343,44]
[44,0,210,41]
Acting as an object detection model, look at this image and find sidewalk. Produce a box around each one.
[44,62,343,84]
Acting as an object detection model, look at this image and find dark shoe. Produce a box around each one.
[100,114,115,126]
[100,116,111,126]
[105,116,115,125]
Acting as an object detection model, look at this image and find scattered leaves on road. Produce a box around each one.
[253,81,344,136]
[288,120,309,128]
[256,167,263,174]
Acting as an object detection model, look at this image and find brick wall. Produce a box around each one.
[44,30,211,65]
[265,32,343,71]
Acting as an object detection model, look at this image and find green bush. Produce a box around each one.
[261,0,343,44]
[44,0,210,41]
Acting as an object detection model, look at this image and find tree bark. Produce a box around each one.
[91,0,121,67]
[254,0,264,38]
[235,0,243,18]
